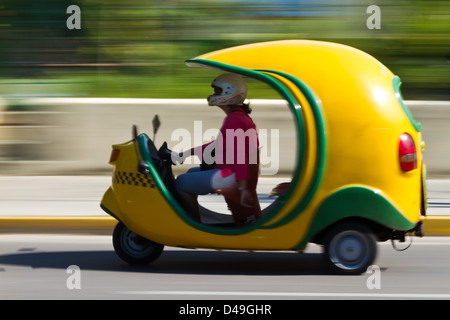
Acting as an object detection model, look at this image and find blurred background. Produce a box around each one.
[1,0,449,99]
[0,0,449,175]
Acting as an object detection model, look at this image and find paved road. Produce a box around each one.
[0,234,450,300]
[1,177,449,300]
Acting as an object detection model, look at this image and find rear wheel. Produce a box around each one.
[113,222,164,265]
[323,222,377,275]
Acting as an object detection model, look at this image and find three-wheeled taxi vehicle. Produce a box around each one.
[100,40,426,275]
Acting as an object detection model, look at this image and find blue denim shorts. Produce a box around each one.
[175,167,236,195]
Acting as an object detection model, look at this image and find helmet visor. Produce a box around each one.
[212,85,223,95]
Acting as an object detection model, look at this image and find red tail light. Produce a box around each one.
[109,148,120,164]
[399,133,417,172]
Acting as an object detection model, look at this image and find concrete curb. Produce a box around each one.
[0,217,116,235]
[0,216,449,236]
[421,216,450,237]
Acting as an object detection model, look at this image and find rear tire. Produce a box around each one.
[112,222,164,265]
[323,222,377,275]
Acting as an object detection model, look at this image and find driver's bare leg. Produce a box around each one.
[178,192,201,222]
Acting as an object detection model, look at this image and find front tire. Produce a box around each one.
[323,222,377,275]
[112,222,164,265]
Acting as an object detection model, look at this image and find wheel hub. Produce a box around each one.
[329,231,369,270]
[123,230,152,256]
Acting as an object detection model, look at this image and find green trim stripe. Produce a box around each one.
[295,185,417,249]
[256,70,327,229]
[186,59,328,232]
[135,58,327,236]
[393,75,421,132]
[140,59,307,235]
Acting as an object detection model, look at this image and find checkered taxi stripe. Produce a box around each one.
[113,171,155,188]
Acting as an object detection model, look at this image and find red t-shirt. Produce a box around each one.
[198,109,259,181]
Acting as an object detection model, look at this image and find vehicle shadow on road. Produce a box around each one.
[0,249,330,276]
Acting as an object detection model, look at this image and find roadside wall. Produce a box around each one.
[0,98,448,176]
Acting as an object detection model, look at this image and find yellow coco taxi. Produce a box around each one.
[100,40,426,275]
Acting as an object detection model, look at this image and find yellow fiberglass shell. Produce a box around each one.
[101,40,424,251]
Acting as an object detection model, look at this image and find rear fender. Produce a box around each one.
[298,185,417,248]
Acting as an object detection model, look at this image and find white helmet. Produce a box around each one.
[207,73,247,106]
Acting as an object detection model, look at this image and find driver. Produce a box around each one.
[174,73,259,222]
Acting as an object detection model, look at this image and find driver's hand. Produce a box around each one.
[171,151,187,165]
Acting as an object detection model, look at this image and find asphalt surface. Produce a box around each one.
[0,176,449,300]
[0,234,450,300]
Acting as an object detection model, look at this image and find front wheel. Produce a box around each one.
[323,222,377,275]
[112,222,164,265]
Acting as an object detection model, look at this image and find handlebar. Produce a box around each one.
[136,137,173,175]
[158,142,174,163]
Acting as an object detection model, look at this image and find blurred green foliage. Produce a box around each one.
[0,0,449,99]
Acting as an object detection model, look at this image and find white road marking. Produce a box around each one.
[114,290,450,299]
